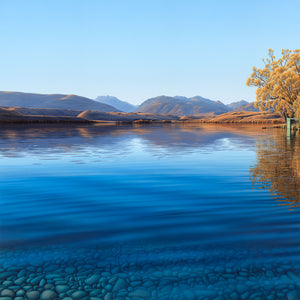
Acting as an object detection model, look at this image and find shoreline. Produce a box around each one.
[0,106,285,125]
[0,119,285,125]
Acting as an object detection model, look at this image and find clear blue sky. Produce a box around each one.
[0,0,299,105]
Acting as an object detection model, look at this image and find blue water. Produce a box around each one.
[0,124,300,299]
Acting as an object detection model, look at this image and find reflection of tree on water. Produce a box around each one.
[250,130,300,209]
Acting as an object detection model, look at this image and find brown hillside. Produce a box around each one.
[0,107,27,120]
[78,110,179,121]
[181,111,284,124]
[5,106,81,117]
[0,107,90,123]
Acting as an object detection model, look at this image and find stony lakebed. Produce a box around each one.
[1,245,300,300]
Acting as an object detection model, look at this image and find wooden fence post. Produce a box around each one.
[287,118,291,138]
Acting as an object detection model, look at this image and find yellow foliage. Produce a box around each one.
[246,49,300,120]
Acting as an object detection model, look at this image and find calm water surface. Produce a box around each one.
[0,124,300,299]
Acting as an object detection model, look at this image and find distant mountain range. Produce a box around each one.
[0,91,257,116]
[227,100,249,110]
[232,102,259,112]
[135,96,254,116]
[95,96,137,112]
[0,92,120,112]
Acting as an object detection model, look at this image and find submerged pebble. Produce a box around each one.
[0,245,300,299]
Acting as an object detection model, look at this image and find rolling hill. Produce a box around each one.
[0,107,90,123]
[78,110,179,121]
[180,111,284,123]
[0,105,179,123]
[3,106,82,116]
[0,92,120,112]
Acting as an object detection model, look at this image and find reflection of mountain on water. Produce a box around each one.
[250,131,300,209]
[0,123,271,158]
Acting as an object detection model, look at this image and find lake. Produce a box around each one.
[0,123,300,300]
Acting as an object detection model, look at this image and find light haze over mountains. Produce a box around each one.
[96,95,255,116]
[136,96,229,116]
[0,91,256,117]
[95,96,137,113]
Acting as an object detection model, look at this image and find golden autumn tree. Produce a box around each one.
[246,49,300,121]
